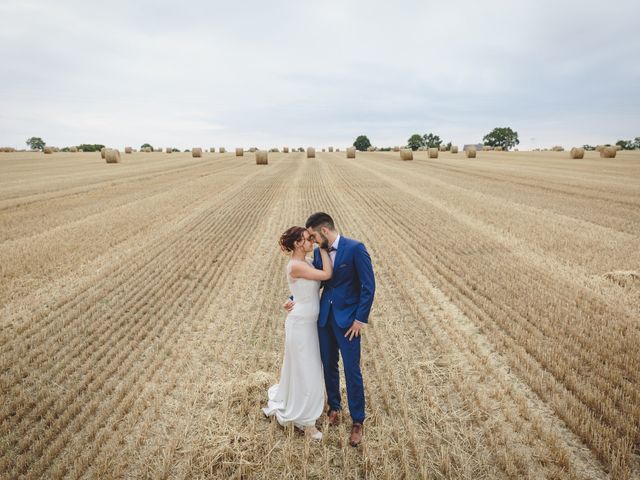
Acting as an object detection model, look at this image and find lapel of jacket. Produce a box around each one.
[333,235,347,270]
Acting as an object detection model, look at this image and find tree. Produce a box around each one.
[633,137,640,150]
[141,143,153,151]
[77,144,104,152]
[583,145,596,151]
[422,133,442,148]
[615,139,632,150]
[353,135,371,151]
[483,127,519,151]
[26,137,45,151]
[406,134,423,151]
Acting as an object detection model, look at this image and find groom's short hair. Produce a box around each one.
[305,212,335,231]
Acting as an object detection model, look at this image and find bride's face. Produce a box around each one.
[297,231,314,253]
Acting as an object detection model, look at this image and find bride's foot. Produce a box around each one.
[304,426,323,440]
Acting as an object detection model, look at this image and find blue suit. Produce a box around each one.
[312,236,375,424]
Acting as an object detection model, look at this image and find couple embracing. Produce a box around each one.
[262,212,376,446]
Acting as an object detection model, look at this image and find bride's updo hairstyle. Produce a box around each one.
[279,226,307,252]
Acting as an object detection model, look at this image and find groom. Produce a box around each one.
[285,212,375,447]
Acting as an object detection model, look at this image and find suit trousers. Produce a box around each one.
[318,306,365,423]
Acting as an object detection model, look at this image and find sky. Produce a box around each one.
[1,0,639,150]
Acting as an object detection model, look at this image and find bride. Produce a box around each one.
[262,226,332,440]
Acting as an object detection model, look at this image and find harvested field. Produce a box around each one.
[1,149,639,479]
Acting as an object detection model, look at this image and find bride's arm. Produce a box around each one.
[290,248,332,281]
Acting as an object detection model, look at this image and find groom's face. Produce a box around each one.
[308,227,329,248]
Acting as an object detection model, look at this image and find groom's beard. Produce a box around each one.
[317,232,329,249]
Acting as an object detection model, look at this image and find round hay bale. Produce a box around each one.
[322,148,326,152]
[367,146,374,152]
[400,149,413,161]
[255,150,268,165]
[125,146,132,154]
[105,149,121,163]
[428,148,439,158]
[346,147,356,158]
[250,147,256,153]
[307,147,315,158]
[100,147,106,158]
[466,147,477,158]
[570,147,585,159]
[328,146,334,152]
[236,148,244,156]
[283,147,289,153]
[393,146,400,152]
[614,144,622,151]
[336,148,340,152]
[154,148,161,152]
[210,147,215,153]
[551,145,564,152]
[595,145,604,152]
[219,147,226,153]
[439,145,447,152]
[495,146,503,151]
[44,146,54,154]
[451,145,459,153]
[69,146,78,152]
[600,146,616,158]
[192,148,203,158]
[482,146,491,151]
[166,147,172,153]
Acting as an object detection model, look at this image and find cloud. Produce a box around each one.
[1,0,638,149]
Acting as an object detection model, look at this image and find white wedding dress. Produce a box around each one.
[262,259,325,433]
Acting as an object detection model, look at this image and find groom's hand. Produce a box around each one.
[283,299,295,312]
[345,320,364,341]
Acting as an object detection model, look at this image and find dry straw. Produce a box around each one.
[393,146,400,152]
[328,146,334,152]
[192,148,203,158]
[250,147,256,152]
[495,146,503,151]
[166,147,172,153]
[400,149,413,161]
[482,146,491,151]
[551,146,564,152]
[600,146,616,158]
[570,147,585,159]
[236,148,244,156]
[595,145,604,152]
[307,147,315,158]
[283,147,289,153]
[44,146,54,154]
[614,145,622,151]
[210,147,215,153]
[125,147,132,154]
[105,149,121,163]
[451,145,459,153]
[346,147,356,158]
[69,146,78,152]
[428,148,439,158]
[219,147,226,153]
[100,147,107,158]
[466,147,477,158]
[255,150,268,165]
[439,145,447,152]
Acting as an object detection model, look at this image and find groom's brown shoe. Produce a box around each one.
[327,409,341,426]
[350,423,363,447]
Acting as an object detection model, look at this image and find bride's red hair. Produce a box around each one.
[279,226,307,252]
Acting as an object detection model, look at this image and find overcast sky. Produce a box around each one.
[1,0,638,150]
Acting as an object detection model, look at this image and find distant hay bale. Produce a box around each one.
[393,146,400,152]
[346,147,356,158]
[466,147,477,158]
[603,270,639,287]
[250,147,256,153]
[367,146,375,152]
[154,148,162,152]
[428,148,439,158]
[69,146,78,152]
[439,145,447,152]
[614,145,622,151]
[105,149,121,164]
[44,146,54,154]
[210,147,215,153]
[322,148,326,152]
[100,147,106,158]
[451,145,459,153]
[495,146,503,151]
[192,148,202,158]
[141,146,152,152]
[328,146,334,152]
[219,147,226,153]
[255,150,268,165]
[570,147,585,159]
[551,146,564,152]
[307,147,315,158]
[482,146,491,151]
[336,148,340,152]
[125,146,132,154]
[236,148,244,156]
[600,146,616,158]
[283,147,289,153]
[400,149,413,161]
[166,147,172,153]
[595,145,604,152]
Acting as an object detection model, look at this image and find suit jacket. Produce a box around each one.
[312,236,375,328]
